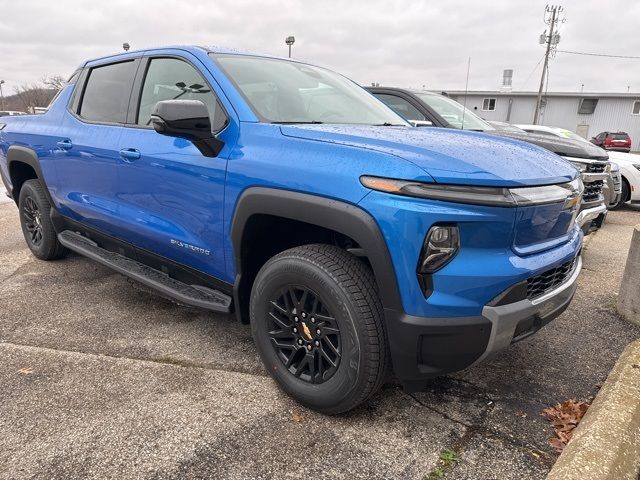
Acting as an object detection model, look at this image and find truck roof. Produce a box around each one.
[81,45,285,67]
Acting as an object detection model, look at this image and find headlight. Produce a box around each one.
[569,161,588,172]
[360,176,583,207]
[610,162,620,172]
[418,225,459,274]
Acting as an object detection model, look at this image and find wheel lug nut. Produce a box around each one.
[316,329,321,335]
[307,344,313,351]
[294,316,299,322]
[293,327,298,333]
[297,339,303,345]
[311,317,316,323]
[301,312,306,318]
[314,340,320,347]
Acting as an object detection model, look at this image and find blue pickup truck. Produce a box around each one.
[0,46,583,413]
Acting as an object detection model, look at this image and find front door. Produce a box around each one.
[115,55,230,280]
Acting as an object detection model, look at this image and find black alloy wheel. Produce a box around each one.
[21,195,44,247]
[268,285,341,384]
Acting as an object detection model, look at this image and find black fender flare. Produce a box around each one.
[230,187,403,313]
[5,145,54,204]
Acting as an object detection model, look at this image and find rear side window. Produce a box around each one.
[79,61,137,123]
[137,57,226,130]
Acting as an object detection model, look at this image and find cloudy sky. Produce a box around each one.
[1,0,639,95]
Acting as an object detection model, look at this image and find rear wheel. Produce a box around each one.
[18,179,68,260]
[250,244,388,414]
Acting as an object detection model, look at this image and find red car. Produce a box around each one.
[591,131,632,152]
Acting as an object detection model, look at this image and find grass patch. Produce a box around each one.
[425,448,460,479]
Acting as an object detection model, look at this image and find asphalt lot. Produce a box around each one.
[1,201,639,480]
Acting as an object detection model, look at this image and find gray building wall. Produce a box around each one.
[449,92,640,151]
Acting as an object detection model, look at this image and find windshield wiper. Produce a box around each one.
[372,123,406,126]
[271,121,324,125]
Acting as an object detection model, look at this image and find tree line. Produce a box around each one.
[2,75,65,112]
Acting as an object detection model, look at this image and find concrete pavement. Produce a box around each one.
[1,202,639,479]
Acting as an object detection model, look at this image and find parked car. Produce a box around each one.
[515,124,624,209]
[367,87,609,234]
[607,151,640,209]
[0,111,28,117]
[1,46,584,413]
[591,131,632,153]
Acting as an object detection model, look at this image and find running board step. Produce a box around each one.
[58,230,231,313]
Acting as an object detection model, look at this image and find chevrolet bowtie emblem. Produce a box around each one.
[301,322,313,340]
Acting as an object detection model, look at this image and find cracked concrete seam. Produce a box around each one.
[0,340,269,378]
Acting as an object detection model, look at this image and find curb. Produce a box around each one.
[547,339,640,480]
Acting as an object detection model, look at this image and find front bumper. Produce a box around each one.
[576,203,607,227]
[386,255,582,392]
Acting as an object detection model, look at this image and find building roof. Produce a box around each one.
[442,90,640,99]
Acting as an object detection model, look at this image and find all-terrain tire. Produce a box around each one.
[250,244,388,414]
[18,179,69,260]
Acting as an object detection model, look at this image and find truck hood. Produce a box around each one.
[280,125,577,187]
[490,130,609,161]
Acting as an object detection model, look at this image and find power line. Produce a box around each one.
[557,49,640,59]
[519,53,546,90]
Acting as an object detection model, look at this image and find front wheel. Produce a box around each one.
[250,244,388,414]
[610,179,630,211]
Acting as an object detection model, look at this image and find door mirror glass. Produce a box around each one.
[410,120,433,127]
[151,99,224,157]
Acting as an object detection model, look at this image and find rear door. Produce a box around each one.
[55,59,138,235]
[115,53,231,280]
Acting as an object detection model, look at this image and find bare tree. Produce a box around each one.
[42,75,66,90]
[13,83,55,111]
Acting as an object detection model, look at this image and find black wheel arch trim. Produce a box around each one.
[230,187,403,317]
[5,145,54,205]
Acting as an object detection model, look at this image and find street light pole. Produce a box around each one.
[0,80,5,111]
[285,36,295,58]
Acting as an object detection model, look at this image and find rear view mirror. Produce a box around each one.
[150,100,224,157]
[410,120,433,127]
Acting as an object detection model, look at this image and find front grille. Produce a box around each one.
[527,257,577,300]
[583,180,604,202]
[587,162,607,173]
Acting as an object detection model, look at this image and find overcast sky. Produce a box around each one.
[1,0,639,95]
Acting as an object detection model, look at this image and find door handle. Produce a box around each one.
[119,148,141,162]
[57,139,73,150]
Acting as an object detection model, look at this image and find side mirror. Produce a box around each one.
[410,120,433,127]
[150,100,224,157]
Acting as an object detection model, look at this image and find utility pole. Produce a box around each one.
[533,5,563,124]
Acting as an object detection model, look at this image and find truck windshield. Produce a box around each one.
[415,93,495,132]
[212,54,408,126]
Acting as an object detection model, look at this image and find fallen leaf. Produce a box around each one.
[290,410,304,423]
[542,399,590,452]
[17,367,33,375]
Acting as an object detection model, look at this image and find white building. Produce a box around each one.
[445,90,640,151]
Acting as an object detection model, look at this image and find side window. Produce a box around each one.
[79,61,137,123]
[374,94,426,121]
[137,57,226,129]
